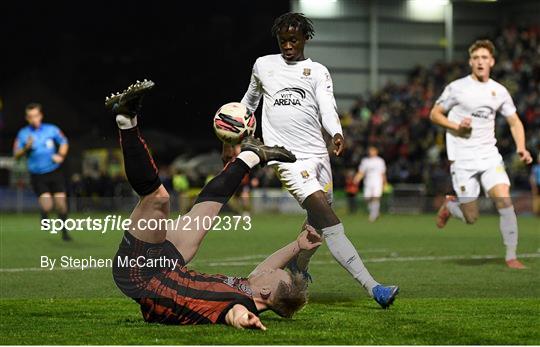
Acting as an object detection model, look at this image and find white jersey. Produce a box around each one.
[436,75,516,163]
[358,156,386,186]
[241,54,343,159]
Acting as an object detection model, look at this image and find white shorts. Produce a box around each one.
[272,155,333,206]
[363,182,383,199]
[450,155,510,204]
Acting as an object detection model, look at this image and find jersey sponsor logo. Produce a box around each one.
[272,87,306,106]
[471,106,494,120]
[303,68,311,76]
[223,276,253,296]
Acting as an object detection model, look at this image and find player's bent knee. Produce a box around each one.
[464,214,478,224]
[141,185,170,209]
[145,185,169,200]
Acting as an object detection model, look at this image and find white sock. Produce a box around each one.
[498,206,518,261]
[369,200,380,219]
[236,151,260,169]
[447,200,466,222]
[505,245,517,262]
[322,223,379,296]
[116,114,137,129]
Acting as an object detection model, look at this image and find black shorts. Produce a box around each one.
[30,167,66,196]
[112,231,186,299]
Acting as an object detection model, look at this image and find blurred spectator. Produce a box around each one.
[344,169,359,214]
[172,169,190,213]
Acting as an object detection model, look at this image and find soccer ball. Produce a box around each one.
[213,102,256,145]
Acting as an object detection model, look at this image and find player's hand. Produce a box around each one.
[236,311,267,331]
[455,118,472,138]
[332,134,345,156]
[517,149,533,165]
[297,225,323,251]
[24,136,34,151]
[221,143,235,165]
[52,154,64,164]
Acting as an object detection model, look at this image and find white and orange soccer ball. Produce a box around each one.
[213,102,256,145]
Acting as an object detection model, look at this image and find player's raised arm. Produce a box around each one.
[221,60,265,164]
[505,114,532,164]
[430,85,472,137]
[241,60,263,114]
[315,67,344,156]
[225,304,267,330]
[249,226,322,276]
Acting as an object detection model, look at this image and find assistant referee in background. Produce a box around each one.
[13,103,71,241]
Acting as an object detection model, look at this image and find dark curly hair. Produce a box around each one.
[271,12,315,40]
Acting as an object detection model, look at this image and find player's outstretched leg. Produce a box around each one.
[301,191,399,309]
[105,79,168,244]
[368,198,381,222]
[167,136,296,263]
[488,184,526,269]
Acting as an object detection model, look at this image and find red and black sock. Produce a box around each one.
[195,159,250,205]
[119,127,161,196]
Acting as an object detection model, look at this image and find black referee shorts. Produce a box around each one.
[30,167,66,197]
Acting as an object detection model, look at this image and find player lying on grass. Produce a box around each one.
[431,40,533,269]
[106,80,321,330]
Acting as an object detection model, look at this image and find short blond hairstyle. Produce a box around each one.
[270,272,308,318]
[468,39,495,57]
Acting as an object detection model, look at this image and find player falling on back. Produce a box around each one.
[430,40,533,269]
[354,146,387,222]
[106,80,321,329]
[227,12,398,307]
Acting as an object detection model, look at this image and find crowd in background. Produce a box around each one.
[333,25,540,196]
[10,25,538,205]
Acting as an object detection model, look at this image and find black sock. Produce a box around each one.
[40,210,49,221]
[58,212,69,236]
[119,127,161,196]
[195,159,250,205]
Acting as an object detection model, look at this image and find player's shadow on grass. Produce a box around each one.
[451,257,504,266]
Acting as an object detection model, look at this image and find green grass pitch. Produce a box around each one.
[1,212,539,344]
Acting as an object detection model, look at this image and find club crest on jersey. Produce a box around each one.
[303,68,311,76]
[491,90,496,96]
[301,170,310,179]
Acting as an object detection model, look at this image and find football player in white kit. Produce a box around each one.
[430,40,533,269]
[354,146,387,222]
[225,13,398,308]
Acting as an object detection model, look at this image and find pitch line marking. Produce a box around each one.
[205,253,540,267]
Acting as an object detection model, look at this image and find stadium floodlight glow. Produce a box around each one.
[298,0,340,18]
[406,0,449,22]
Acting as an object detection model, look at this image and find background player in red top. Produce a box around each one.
[107,80,319,330]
